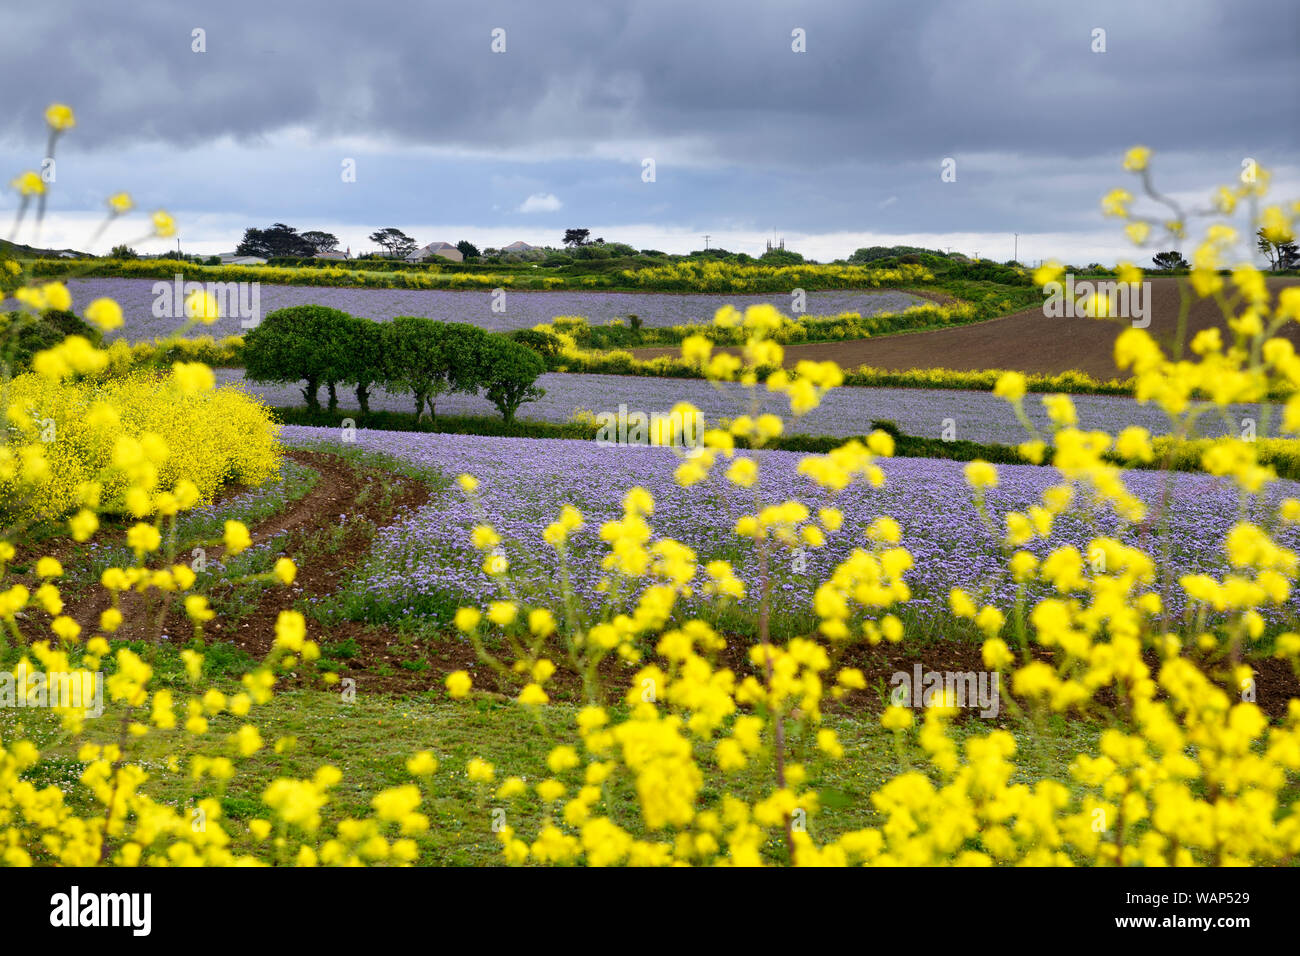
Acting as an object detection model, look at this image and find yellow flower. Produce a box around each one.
[964,460,998,489]
[223,520,252,554]
[10,171,45,196]
[106,192,133,214]
[274,610,307,652]
[51,615,81,642]
[1124,221,1151,245]
[982,637,1014,669]
[817,729,844,759]
[35,557,63,578]
[273,557,296,585]
[445,671,472,698]
[992,372,1026,404]
[1122,146,1150,172]
[407,751,438,775]
[529,608,556,637]
[184,595,215,623]
[45,103,76,131]
[487,601,517,626]
[466,758,495,783]
[454,607,482,632]
[536,779,566,802]
[881,706,914,730]
[85,298,124,331]
[173,361,215,395]
[518,683,549,705]
[42,282,72,311]
[725,457,758,488]
[184,290,221,324]
[126,523,161,556]
[152,210,176,238]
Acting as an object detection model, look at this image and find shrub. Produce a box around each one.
[510,328,565,367]
[243,305,353,411]
[1,309,102,373]
[1,370,281,523]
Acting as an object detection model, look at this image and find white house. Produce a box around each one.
[217,252,268,265]
[407,241,463,263]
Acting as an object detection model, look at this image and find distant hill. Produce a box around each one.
[0,238,92,259]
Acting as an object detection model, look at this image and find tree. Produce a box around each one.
[381,318,488,419]
[337,315,385,414]
[371,228,416,260]
[476,336,546,423]
[235,223,315,259]
[563,228,591,248]
[1258,228,1300,271]
[108,244,138,259]
[456,240,481,261]
[759,247,805,265]
[300,231,340,254]
[1151,250,1189,271]
[243,305,352,412]
[370,227,417,259]
[848,245,943,264]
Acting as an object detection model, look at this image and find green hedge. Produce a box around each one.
[272,407,598,440]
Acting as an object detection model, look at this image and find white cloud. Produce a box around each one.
[517,192,562,213]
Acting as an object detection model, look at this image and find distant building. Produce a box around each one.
[217,253,268,265]
[407,241,463,263]
[502,240,535,252]
[313,249,349,260]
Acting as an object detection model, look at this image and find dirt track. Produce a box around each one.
[632,277,1300,379]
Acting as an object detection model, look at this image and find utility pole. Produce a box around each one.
[703,234,711,250]
[1013,233,1018,263]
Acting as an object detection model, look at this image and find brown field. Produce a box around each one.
[631,276,1300,379]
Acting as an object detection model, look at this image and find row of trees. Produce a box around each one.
[244,307,546,421]
[236,224,340,259]
[236,223,489,261]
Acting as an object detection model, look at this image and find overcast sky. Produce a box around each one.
[3,0,1296,263]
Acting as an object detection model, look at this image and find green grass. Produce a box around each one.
[6,679,1106,866]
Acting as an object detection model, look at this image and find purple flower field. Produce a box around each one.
[226,369,1262,445]
[57,277,924,342]
[282,425,1299,632]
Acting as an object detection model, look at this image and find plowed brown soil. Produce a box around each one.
[632,277,1300,379]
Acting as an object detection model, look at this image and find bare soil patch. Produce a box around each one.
[632,277,1300,379]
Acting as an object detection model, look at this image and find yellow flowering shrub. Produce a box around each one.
[2,370,282,523]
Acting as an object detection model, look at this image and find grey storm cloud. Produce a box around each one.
[4,0,1297,165]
